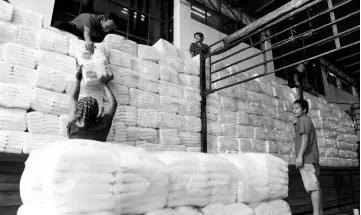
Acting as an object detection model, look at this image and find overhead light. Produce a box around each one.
[191,6,205,13]
[329,73,335,77]
[191,10,205,19]
[121,11,127,14]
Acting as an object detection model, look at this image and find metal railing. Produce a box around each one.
[199,0,360,153]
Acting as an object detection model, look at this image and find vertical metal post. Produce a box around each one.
[200,53,208,153]
[298,73,304,100]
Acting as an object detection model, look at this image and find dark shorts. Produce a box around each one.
[299,163,320,192]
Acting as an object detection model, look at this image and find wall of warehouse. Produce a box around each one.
[10,0,56,26]
[174,0,276,83]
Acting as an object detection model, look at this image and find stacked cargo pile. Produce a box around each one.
[202,60,296,164]
[18,139,291,215]
[304,93,359,167]
[102,34,202,152]
[0,2,73,155]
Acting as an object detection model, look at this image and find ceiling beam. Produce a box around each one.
[336,52,360,62]
[224,2,242,22]
[351,70,360,73]
[204,0,217,11]
[344,62,360,68]
[255,0,278,13]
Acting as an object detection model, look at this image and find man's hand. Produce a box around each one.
[295,156,303,168]
[85,40,94,54]
[100,74,114,84]
[76,66,83,81]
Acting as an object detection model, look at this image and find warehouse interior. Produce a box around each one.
[0,0,360,215]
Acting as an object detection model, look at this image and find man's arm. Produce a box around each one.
[83,27,94,54]
[68,69,82,121]
[101,75,117,124]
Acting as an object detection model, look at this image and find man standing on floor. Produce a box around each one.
[293,99,323,215]
[189,32,210,57]
[53,13,117,54]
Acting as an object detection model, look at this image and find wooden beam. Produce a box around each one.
[336,52,360,62]
[255,0,278,13]
[327,0,341,49]
[344,62,360,68]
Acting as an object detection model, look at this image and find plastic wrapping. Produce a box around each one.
[220,96,236,112]
[249,103,263,116]
[248,115,264,128]
[236,111,249,125]
[158,112,185,132]
[12,6,44,28]
[137,44,160,62]
[130,88,159,110]
[0,1,13,22]
[0,62,34,87]
[138,75,159,94]
[337,133,358,143]
[103,34,125,52]
[109,66,139,88]
[17,26,39,49]
[184,87,201,103]
[185,116,201,133]
[0,107,27,132]
[159,129,181,145]
[254,199,292,215]
[27,111,61,135]
[178,74,199,87]
[0,83,31,110]
[108,49,132,69]
[235,100,251,113]
[178,101,200,117]
[114,105,137,126]
[233,86,248,101]
[159,65,179,84]
[0,130,28,153]
[3,43,37,69]
[127,127,158,143]
[137,109,159,128]
[36,49,77,75]
[207,94,221,109]
[217,110,237,124]
[132,59,160,80]
[207,121,223,136]
[37,29,68,55]
[31,87,69,115]
[319,147,339,157]
[159,81,185,100]
[179,132,200,147]
[221,123,237,138]
[35,66,70,93]
[222,153,288,204]
[159,56,185,74]
[159,96,179,114]
[152,39,178,58]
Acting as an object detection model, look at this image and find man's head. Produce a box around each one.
[75,97,99,125]
[293,99,309,117]
[296,62,306,73]
[194,32,204,43]
[101,13,117,33]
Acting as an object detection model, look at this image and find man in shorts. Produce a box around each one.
[293,99,323,215]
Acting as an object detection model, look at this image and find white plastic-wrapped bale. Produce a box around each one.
[221,123,237,138]
[237,138,253,153]
[109,66,139,88]
[184,61,199,76]
[31,87,69,115]
[34,66,71,93]
[0,62,36,87]
[207,94,221,109]
[26,112,61,135]
[217,110,237,124]
[158,144,186,152]
[178,100,200,117]
[159,65,179,84]
[235,125,247,139]
[184,116,201,133]
[319,147,339,158]
[138,75,159,94]
[108,83,129,105]
[130,88,159,110]
[59,115,69,137]
[206,106,218,121]
[222,153,289,204]
[132,59,160,80]
[103,34,125,51]
[12,6,44,28]
[0,1,13,22]
[36,49,77,75]
[37,29,69,55]
[246,90,262,104]
[153,38,178,58]
[184,87,201,103]
[236,111,249,125]
[3,43,37,69]
[137,108,159,128]
[254,199,292,215]
[159,96,179,114]
[114,105,137,126]
[207,121,223,136]
[265,129,277,142]
[233,86,248,101]
[138,44,160,62]
[118,39,138,57]
[217,136,238,151]
[179,132,200,147]
[23,134,66,154]
[127,126,158,143]
[178,74,199,87]
[248,115,264,128]
[249,103,263,116]
[16,26,38,49]
[0,21,18,44]
[108,49,132,69]
[0,107,27,131]
[108,121,127,142]
[0,130,28,153]
[136,142,158,152]
[235,100,251,113]
[186,147,201,153]
[336,141,354,151]
[221,96,236,112]
[158,112,185,132]
[207,134,218,154]
[159,129,181,145]
[177,49,193,61]
[159,81,185,100]
[159,56,185,74]
[0,83,31,110]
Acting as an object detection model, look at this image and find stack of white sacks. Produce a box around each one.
[0,2,77,153]
[103,34,202,152]
[304,92,359,167]
[18,139,291,215]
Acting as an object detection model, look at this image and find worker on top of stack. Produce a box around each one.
[67,66,117,142]
[53,13,117,54]
[189,32,210,57]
